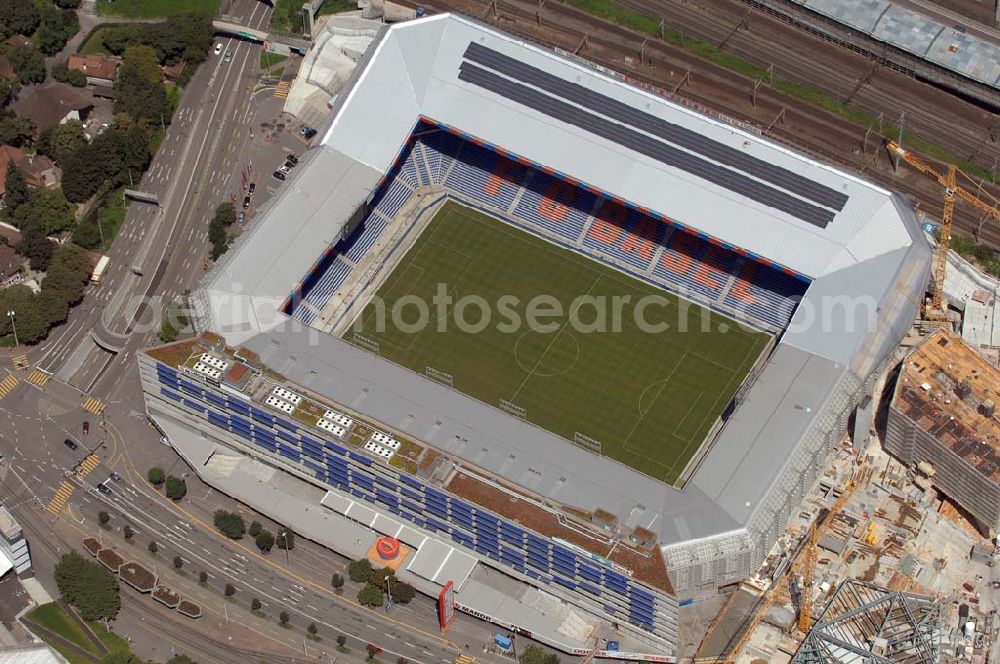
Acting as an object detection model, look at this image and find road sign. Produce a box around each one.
[438,581,455,632]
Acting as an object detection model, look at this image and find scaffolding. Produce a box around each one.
[791,579,942,664]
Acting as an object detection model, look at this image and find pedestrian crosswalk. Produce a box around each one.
[273,81,290,99]
[454,655,476,664]
[47,481,75,516]
[82,397,106,414]
[11,355,29,370]
[0,374,19,399]
[26,370,49,387]
[77,454,100,479]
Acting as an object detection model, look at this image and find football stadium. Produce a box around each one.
[142,13,931,660]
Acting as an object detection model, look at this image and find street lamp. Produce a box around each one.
[282,529,290,565]
[6,310,17,347]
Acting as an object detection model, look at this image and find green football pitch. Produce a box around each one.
[347,202,769,484]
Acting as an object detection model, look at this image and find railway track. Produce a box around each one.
[405,0,1000,247]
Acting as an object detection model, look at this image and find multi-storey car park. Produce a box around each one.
[141,13,931,660]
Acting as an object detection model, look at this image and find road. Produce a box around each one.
[28,0,271,395]
[0,375,516,664]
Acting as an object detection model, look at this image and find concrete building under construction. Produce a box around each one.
[885,329,1000,536]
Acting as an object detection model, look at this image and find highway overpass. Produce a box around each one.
[213,19,311,53]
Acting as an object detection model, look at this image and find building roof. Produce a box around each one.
[6,35,30,48]
[893,329,1000,484]
[12,83,93,131]
[0,145,48,195]
[67,53,119,81]
[0,56,15,81]
[0,245,21,280]
[0,645,68,664]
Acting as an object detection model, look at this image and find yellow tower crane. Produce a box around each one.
[886,142,1000,319]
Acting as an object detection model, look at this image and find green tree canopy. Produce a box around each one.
[0,0,40,39]
[12,187,76,235]
[0,110,34,145]
[391,581,415,604]
[36,6,78,56]
[16,231,53,271]
[213,510,245,539]
[357,583,383,607]
[37,119,88,165]
[3,164,28,213]
[100,652,140,664]
[0,285,45,343]
[214,202,236,226]
[275,528,294,550]
[255,529,274,552]
[519,645,559,664]
[52,60,87,86]
[114,45,169,126]
[348,558,372,583]
[8,45,45,85]
[54,551,120,621]
[147,467,165,484]
[166,657,198,664]
[164,475,187,500]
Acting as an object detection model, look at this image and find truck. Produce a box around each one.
[91,255,110,284]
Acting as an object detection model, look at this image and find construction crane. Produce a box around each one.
[797,471,858,633]
[886,141,1000,318]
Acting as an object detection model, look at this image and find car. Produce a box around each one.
[224,50,233,63]
[109,472,121,483]
[82,421,89,436]
[63,438,78,451]
[238,211,246,223]
[285,154,298,166]
[248,182,256,196]
[278,164,290,174]
[303,128,317,140]
[298,125,311,137]
[97,482,113,497]
[272,170,286,181]
[214,42,224,56]
[242,196,251,209]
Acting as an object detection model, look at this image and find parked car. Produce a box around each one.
[97,482,113,497]
[238,211,246,223]
[303,128,317,139]
[109,472,121,483]
[224,50,233,63]
[242,196,251,209]
[63,438,78,451]
[82,421,89,436]
[272,170,286,181]
[278,164,290,174]
[298,126,311,137]
[285,154,298,166]
[214,43,223,56]
[248,182,256,196]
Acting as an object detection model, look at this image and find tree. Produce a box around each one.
[173,555,183,569]
[53,0,81,8]
[0,110,34,145]
[275,527,295,550]
[391,581,415,604]
[3,165,28,213]
[255,529,274,552]
[520,645,559,664]
[147,540,157,554]
[158,319,178,343]
[279,610,290,626]
[12,188,76,235]
[308,622,318,637]
[98,511,110,525]
[213,510,245,539]
[336,635,347,649]
[0,0,40,39]
[250,597,262,612]
[224,583,236,597]
[164,475,187,500]
[357,583,383,607]
[54,551,120,620]
[9,45,45,85]
[122,524,133,540]
[0,286,45,343]
[165,657,198,664]
[348,558,372,583]
[16,231,53,271]
[248,520,262,537]
[208,219,227,260]
[214,202,236,226]
[37,120,88,165]
[147,467,165,485]
[198,570,208,584]
[52,60,87,86]
[331,573,344,590]
[37,5,78,56]
[115,45,169,126]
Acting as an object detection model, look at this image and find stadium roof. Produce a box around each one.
[201,14,921,345]
[193,14,930,567]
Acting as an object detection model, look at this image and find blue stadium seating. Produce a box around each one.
[583,201,667,271]
[344,217,388,264]
[417,131,459,183]
[444,143,525,211]
[303,258,352,311]
[724,261,804,329]
[373,181,413,219]
[513,171,595,243]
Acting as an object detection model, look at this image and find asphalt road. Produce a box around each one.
[28,0,272,394]
[0,369,518,664]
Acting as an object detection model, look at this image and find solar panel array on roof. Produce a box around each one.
[457,62,838,229]
[464,43,849,212]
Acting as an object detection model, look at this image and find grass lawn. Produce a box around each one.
[95,0,220,17]
[25,603,95,655]
[347,202,768,484]
[317,0,358,15]
[78,26,113,55]
[260,51,288,70]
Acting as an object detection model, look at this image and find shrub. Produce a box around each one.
[224,583,236,597]
[98,510,110,525]
[147,467,165,485]
[164,475,186,500]
[331,573,344,589]
[198,571,208,584]
[348,558,372,583]
[251,598,262,612]
[173,555,183,569]
[213,510,245,539]
[147,540,158,554]
[275,527,294,550]
[255,529,274,552]
[279,610,290,626]
[122,524,133,540]
[357,583,383,607]
[248,520,262,537]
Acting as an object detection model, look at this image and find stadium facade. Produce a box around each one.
[142,14,931,659]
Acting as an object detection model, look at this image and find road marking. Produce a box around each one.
[0,374,20,399]
[82,397,106,414]
[47,481,75,516]
[76,454,100,479]
[26,370,50,388]
[11,355,29,370]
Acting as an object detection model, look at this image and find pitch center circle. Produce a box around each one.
[513,329,581,378]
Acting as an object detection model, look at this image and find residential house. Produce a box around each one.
[0,145,59,194]
[12,82,94,132]
[68,53,120,87]
[6,35,30,49]
[0,56,15,82]
[0,244,22,290]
